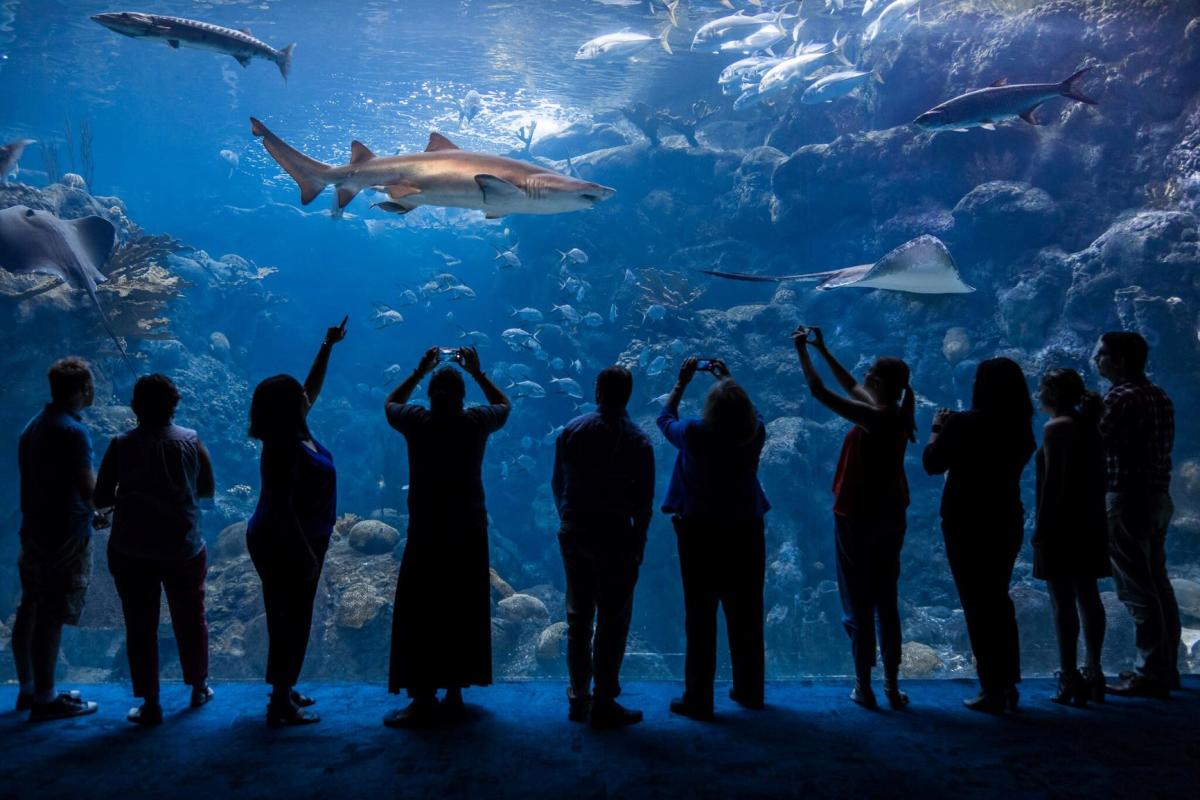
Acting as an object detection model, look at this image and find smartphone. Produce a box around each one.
[696,359,715,372]
[439,347,459,362]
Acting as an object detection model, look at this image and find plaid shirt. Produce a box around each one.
[1099,379,1174,493]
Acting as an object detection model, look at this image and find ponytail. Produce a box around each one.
[900,385,917,443]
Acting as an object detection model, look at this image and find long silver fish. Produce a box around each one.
[92,12,295,80]
[0,139,36,183]
[914,68,1097,131]
[250,118,616,220]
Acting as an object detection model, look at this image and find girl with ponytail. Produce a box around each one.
[793,326,914,710]
[1034,368,1110,707]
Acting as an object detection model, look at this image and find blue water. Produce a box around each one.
[2,0,1198,682]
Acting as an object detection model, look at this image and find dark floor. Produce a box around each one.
[1,678,1197,799]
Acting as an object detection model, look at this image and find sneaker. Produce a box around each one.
[567,696,592,723]
[850,682,878,710]
[289,689,316,708]
[127,702,164,726]
[190,685,215,708]
[267,698,320,727]
[29,693,98,723]
[728,688,764,710]
[382,698,439,729]
[669,697,714,722]
[1106,675,1169,699]
[962,691,1007,714]
[589,700,643,729]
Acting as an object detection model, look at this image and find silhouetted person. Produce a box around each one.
[552,366,654,728]
[794,327,915,709]
[659,358,769,721]
[246,317,347,726]
[94,374,216,725]
[384,346,511,728]
[1033,368,1108,707]
[13,357,103,721]
[1093,332,1179,697]
[923,357,1035,714]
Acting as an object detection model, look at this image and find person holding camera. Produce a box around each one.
[922,358,1036,714]
[551,366,655,729]
[94,374,216,725]
[383,345,511,728]
[659,357,769,720]
[792,326,915,709]
[246,316,348,727]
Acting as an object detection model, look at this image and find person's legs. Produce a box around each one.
[559,527,598,706]
[1046,577,1080,674]
[591,534,639,704]
[996,532,1022,692]
[162,549,210,693]
[724,520,765,706]
[874,518,907,705]
[1148,495,1181,686]
[675,517,719,712]
[108,547,164,701]
[11,594,35,698]
[945,531,992,692]
[31,621,64,702]
[834,516,878,685]
[1108,493,1168,684]
[1075,577,1106,672]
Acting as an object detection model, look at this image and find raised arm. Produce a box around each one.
[657,357,698,448]
[922,408,956,475]
[387,346,439,408]
[460,346,510,411]
[793,328,886,432]
[303,316,348,414]
[810,327,873,403]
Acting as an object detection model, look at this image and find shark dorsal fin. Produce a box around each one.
[989,77,1009,87]
[425,133,460,152]
[350,140,376,164]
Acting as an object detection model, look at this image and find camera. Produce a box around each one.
[793,326,818,344]
[696,359,717,372]
[439,347,460,362]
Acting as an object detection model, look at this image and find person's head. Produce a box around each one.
[131,373,180,426]
[428,365,466,415]
[1093,331,1149,382]
[249,374,311,442]
[971,357,1034,423]
[1038,367,1102,425]
[702,379,758,443]
[865,357,916,442]
[48,356,94,411]
[595,365,633,411]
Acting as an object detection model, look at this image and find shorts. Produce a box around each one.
[18,536,94,626]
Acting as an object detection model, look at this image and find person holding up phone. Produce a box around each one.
[246,316,348,727]
[383,346,511,728]
[793,326,915,709]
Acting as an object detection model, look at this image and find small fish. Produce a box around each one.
[542,424,565,445]
[507,363,533,380]
[646,355,668,376]
[718,56,783,96]
[434,248,462,268]
[550,356,565,371]
[864,0,920,44]
[691,11,779,53]
[622,269,637,288]
[554,304,583,325]
[397,288,420,306]
[502,328,541,351]
[445,284,476,300]
[643,304,666,323]
[457,328,491,347]
[516,454,537,472]
[575,284,588,303]
[551,377,584,399]
[668,338,685,355]
[582,312,604,327]
[638,348,652,367]
[493,242,521,269]
[509,306,544,323]
[460,89,483,124]
[219,148,239,177]
[719,22,787,53]
[557,247,589,265]
[801,70,875,104]
[650,392,672,406]
[576,28,672,61]
[570,359,582,374]
[371,303,404,328]
[521,435,534,450]
[508,380,546,399]
[535,323,565,338]
[609,303,619,322]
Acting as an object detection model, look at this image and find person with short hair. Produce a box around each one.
[552,365,654,728]
[13,356,103,721]
[923,358,1036,714]
[383,346,511,728]
[1092,331,1180,697]
[793,327,915,709]
[1033,368,1109,707]
[659,358,770,721]
[94,373,216,724]
[246,317,347,726]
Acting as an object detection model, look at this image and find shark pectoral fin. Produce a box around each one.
[350,140,376,164]
[475,174,524,203]
[166,39,180,49]
[336,187,359,209]
[1020,104,1042,125]
[485,212,509,220]
[386,184,421,200]
[234,54,251,67]
[374,202,414,215]
[425,132,460,152]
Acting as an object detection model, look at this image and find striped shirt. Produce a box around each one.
[1099,379,1174,492]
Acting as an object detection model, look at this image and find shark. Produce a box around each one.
[0,139,36,184]
[0,205,134,370]
[700,235,975,295]
[92,12,295,80]
[250,118,617,220]
[914,68,1097,131]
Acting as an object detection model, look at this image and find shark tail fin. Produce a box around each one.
[250,117,330,205]
[1060,67,1097,105]
[277,43,295,81]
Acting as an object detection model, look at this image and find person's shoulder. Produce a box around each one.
[1043,416,1074,438]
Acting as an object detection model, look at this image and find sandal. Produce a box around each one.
[289,690,315,708]
[190,685,215,708]
[128,702,164,726]
[29,693,98,722]
[266,700,320,727]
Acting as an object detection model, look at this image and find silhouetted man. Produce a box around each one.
[1093,331,1180,697]
[383,346,510,727]
[552,366,654,728]
[13,357,103,721]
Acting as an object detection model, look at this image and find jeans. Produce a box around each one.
[834,513,906,680]
[1107,491,1180,684]
[108,545,209,698]
[674,516,765,709]
[558,520,642,703]
[247,533,329,689]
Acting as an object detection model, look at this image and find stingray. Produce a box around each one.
[700,235,975,295]
[0,205,134,371]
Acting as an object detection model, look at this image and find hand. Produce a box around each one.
[709,359,730,380]
[808,326,826,351]
[92,511,112,531]
[459,346,482,377]
[417,346,440,376]
[324,315,349,346]
[791,326,810,351]
[677,357,698,386]
[933,408,952,429]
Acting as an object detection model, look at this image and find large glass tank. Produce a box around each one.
[1,0,1197,686]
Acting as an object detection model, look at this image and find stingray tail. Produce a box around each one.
[86,284,137,378]
[698,268,837,283]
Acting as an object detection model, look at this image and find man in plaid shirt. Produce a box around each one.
[1093,331,1180,697]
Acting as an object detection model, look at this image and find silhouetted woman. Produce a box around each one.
[794,327,915,709]
[923,357,1035,713]
[95,374,215,725]
[1034,368,1109,706]
[659,357,770,720]
[246,317,347,726]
